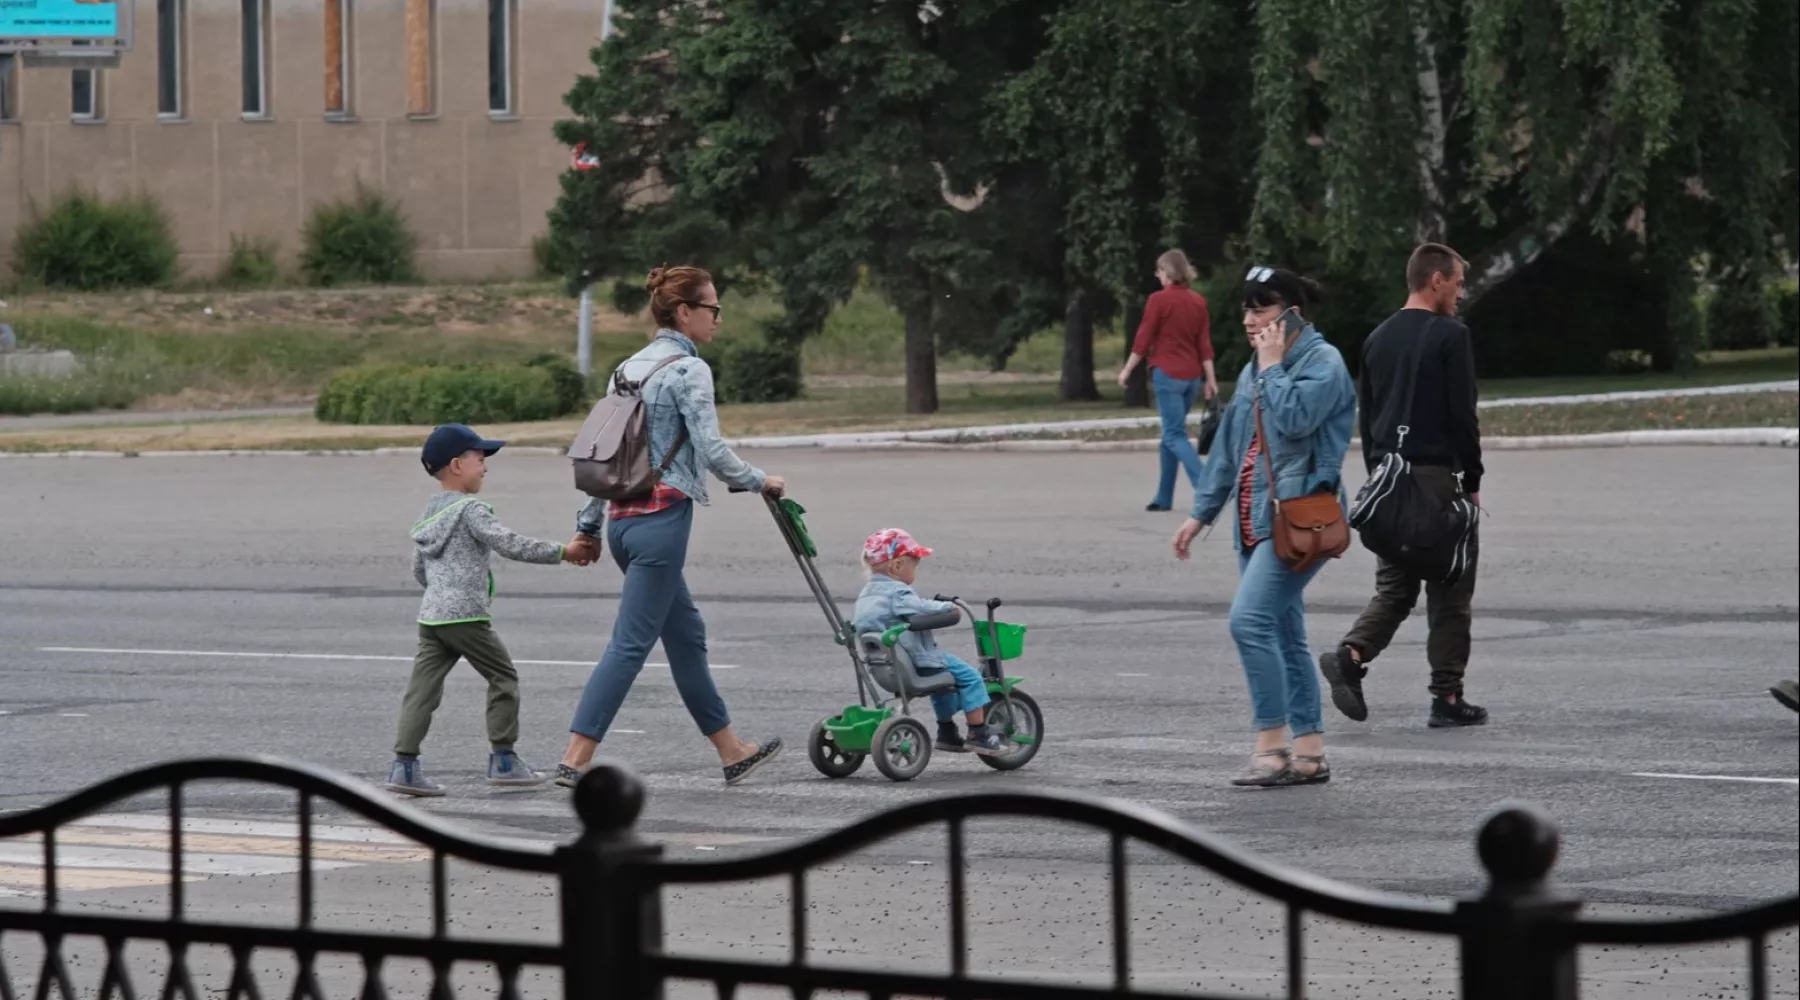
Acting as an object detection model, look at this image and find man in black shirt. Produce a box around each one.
[1319,243,1489,729]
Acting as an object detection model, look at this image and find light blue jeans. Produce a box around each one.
[923,653,990,721]
[568,501,732,741]
[1151,368,1206,509]
[1229,541,1326,736]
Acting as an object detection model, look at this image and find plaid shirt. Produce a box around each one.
[606,481,687,521]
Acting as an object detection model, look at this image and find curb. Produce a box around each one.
[0,428,1793,459]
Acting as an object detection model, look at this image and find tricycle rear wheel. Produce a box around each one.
[980,690,1043,771]
[808,717,866,778]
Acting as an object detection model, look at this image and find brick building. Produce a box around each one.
[0,0,613,280]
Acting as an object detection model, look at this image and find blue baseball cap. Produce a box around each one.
[421,424,505,476]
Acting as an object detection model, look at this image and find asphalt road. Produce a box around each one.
[1,447,1795,998]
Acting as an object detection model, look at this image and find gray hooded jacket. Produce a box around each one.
[411,492,563,625]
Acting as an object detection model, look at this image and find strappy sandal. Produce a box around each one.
[1288,753,1331,785]
[1230,748,1293,787]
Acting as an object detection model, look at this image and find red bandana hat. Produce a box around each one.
[862,528,933,564]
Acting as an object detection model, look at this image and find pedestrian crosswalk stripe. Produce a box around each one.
[0,812,440,898]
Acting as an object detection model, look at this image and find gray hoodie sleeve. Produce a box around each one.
[464,502,564,565]
[412,546,428,588]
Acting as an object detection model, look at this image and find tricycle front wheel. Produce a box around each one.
[980,690,1043,771]
[808,717,866,778]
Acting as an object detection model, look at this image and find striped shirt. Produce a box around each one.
[1239,437,1263,548]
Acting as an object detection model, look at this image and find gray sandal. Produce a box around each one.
[1230,748,1293,787]
[1289,753,1331,785]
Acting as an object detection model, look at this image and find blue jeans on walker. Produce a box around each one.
[1229,541,1325,736]
[925,654,990,721]
[1151,368,1206,509]
[567,501,732,742]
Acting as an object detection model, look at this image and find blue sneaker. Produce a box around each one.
[487,750,547,787]
[386,757,445,797]
[963,726,1014,757]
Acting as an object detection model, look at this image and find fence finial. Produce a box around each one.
[572,759,646,839]
[1476,802,1560,896]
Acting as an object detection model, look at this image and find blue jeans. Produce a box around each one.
[568,501,732,741]
[923,653,991,721]
[1229,541,1325,736]
[1151,368,1206,509]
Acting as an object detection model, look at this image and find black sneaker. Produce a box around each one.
[935,722,970,752]
[1318,645,1368,722]
[1429,696,1488,728]
[963,726,1013,757]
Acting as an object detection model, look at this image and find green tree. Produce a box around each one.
[1247,0,1797,373]
[992,0,1254,404]
[550,0,1057,414]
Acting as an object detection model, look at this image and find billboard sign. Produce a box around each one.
[0,0,131,52]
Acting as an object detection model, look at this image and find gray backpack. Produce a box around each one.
[568,354,690,500]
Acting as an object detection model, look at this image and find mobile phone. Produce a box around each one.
[1277,306,1306,344]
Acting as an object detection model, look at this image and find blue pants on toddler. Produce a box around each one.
[923,653,991,720]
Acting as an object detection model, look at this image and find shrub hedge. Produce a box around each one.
[300,184,419,287]
[315,356,586,426]
[12,189,179,291]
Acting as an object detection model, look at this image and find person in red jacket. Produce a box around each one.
[1119,249,1218,512]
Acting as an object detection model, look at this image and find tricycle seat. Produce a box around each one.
[856,632,958,698]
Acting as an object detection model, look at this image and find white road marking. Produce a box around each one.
[59,713,88,718]
[0,843,358,877]
[64,813,421,845]
[1116,672,1151,677]
[1629,772,1800,786]
[38,647,738,669]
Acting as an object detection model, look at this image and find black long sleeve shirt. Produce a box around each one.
[1357,309,1484,493]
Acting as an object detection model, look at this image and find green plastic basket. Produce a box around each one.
[976,621,1028,660]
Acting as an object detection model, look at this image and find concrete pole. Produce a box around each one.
[577,285,595,376]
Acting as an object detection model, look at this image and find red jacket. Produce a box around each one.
[1132,284,1214,381]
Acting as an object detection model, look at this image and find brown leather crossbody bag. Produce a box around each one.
[1253,400,1350,573]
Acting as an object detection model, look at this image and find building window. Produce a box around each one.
[487,0,515,115]
[325,0,353,116]
[0,54,15,122]
[72,67,101,120]
[406,0,435,116]
[158,0,184,117]
[242,0,269,116]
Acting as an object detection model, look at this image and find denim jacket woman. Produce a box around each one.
[558,266,786,790]
[1173,267,1354,789]
[1189,325,1356,543]
[574,329,763,535]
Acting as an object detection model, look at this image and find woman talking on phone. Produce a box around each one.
[1172,266,1355,787]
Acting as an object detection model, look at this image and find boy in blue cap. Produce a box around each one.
[387,424,589,796]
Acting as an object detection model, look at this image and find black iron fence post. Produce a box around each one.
[558,760,665,1000]
[1457,803,1582,1000]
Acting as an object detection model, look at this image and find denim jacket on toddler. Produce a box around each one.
[852,574,954,671]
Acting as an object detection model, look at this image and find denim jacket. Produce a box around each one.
[1190,326,1356,551]
[852,574,954,671]
[575,331,766,535]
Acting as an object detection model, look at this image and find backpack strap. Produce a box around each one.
[640,353,691,475]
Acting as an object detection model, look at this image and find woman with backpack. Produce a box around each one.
[1118,249,1219,513]
[556,265,787,788]
[1172,266,1355,787]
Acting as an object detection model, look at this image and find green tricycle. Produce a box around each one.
[758,494,1045,782]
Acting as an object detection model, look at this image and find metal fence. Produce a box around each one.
[0,755,1793,1000]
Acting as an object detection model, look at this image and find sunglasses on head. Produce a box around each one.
[1245,266,1276,283]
